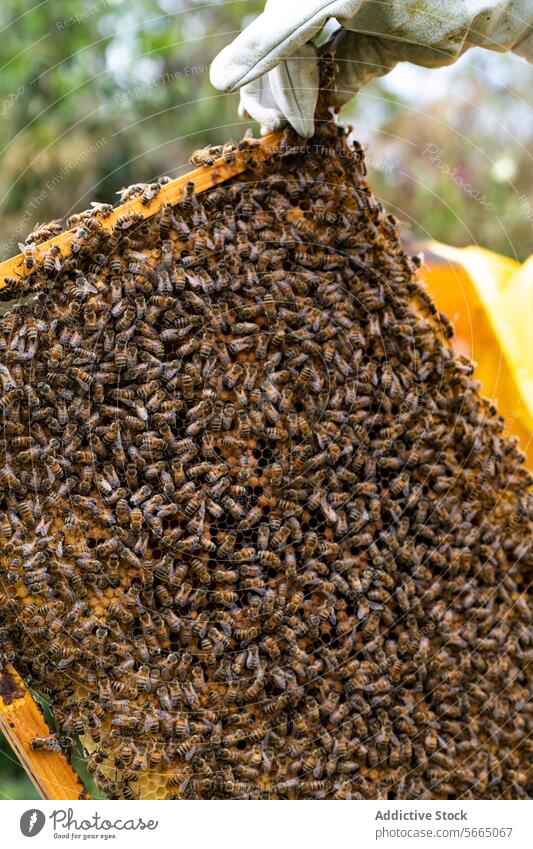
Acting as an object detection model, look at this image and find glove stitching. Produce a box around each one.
[281,60,307,126]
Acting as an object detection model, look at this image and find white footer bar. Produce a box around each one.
[3,799,531,849]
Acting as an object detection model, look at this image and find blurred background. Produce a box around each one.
[0,0,531,798]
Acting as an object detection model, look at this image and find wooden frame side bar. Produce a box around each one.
[0,663,89,800]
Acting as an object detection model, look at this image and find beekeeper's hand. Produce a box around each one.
[210,0,533,138]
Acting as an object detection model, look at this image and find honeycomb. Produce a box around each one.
[0,119,531,799]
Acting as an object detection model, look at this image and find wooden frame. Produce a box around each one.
[0,131,282,291]
[0,664,88,800]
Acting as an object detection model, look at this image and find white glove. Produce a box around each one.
[210,0,533,138]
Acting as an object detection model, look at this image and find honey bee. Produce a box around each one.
[18,241,37,269]
[191,146,216,168]
[42,244,62,273]
[138,182,160,206]
[180,180,195,209]
[222,141,237,163]
[31,733,66,752]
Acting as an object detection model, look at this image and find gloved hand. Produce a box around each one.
[210,0,533,138]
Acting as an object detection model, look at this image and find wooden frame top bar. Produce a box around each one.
[0,130,283,291]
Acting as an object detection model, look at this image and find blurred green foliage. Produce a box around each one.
[0,0,259,260]
[0,0,531,800]
[346,55,533,262]
[0,743,39,800]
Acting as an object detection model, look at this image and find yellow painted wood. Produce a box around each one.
[0,131,283,289]
[0,663,89,800]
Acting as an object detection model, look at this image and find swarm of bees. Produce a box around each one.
[0,119,531,800]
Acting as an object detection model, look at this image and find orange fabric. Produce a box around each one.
[420,243,532,468]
